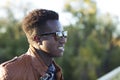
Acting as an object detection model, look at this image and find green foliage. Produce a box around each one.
[0,8,28,63]
[60,0,120,80]
[0,0,120,80]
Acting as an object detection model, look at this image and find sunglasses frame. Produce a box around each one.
[40,31,67,40]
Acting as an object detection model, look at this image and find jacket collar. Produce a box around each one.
[27,45,63,79]
[27,45,48,76]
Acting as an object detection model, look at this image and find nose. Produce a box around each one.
[59,37,67,44]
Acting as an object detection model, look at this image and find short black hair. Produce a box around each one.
[22,9,59,43]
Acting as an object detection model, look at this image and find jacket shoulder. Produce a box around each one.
[0,54,32,80]
[0,56,18,67]
[0,54,31,67]
[0,57,18,80]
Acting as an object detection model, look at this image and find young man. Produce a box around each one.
[0,9,67,80]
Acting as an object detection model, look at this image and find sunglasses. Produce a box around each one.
[40,31,68,40]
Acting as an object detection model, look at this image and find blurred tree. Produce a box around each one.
[60,0,120,80]
[0,3,29,63]
[0,0,120,80]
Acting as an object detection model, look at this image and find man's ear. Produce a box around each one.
[33,36,41,43]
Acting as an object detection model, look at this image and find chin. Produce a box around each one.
[55,52,63,57]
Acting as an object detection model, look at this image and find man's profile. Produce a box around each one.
[0,9,67,80]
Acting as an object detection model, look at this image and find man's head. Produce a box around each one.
[22,9,67,57]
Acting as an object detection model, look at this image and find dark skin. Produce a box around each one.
[33,20,67,66]
[36,48,53,67]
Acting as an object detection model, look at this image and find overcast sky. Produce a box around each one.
[0,0,120,26]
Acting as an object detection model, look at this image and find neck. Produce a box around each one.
[36,49,53,67]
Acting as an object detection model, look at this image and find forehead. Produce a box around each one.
[45,20,63,32]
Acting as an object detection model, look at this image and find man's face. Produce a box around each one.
[39,20,67,57]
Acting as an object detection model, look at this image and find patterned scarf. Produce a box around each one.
[40,64,56,80]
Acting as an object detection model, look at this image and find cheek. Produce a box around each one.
[41,40,57,52]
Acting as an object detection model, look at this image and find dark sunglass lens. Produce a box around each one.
[55,31,68,40]
[56,32,62,37]
[63,31,67,37]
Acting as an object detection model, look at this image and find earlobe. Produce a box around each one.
[34,36,40,43]
[34,36,43,45]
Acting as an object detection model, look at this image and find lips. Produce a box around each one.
[58,46,64,51]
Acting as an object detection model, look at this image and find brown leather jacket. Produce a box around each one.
[0,46,64,80]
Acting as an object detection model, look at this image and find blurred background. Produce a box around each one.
[0,0,120,80]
